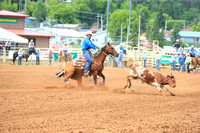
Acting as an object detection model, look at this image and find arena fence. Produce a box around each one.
[0,45,194,71]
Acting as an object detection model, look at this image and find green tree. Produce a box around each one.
[1,0,18,12]
[147,12,165,47]
[192,22,200,31]
[49,3,78,24]
[33,0,47,22]
[171,24,181,44]
[26,1,36,16]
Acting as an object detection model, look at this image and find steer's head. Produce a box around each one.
[167,74,176,88]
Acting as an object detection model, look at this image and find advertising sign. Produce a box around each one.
[0,18,17,23]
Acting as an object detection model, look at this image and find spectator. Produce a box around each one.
[18,48,24,65]
[28,39,35,51]
[48,49,53,66]
[185,53,191,73]
[197,48,200,58]
[0,41,3,50]
[119,44,126,54]
[194,48,198,56]
[117,50,123,68]
[155,52,161,71]
[173,39,180,52]
[171,53,177,71]
[143,52,147,68]
[189,45,195,54]
[178,53,186,72]
[178,47,183,54]
[5,40,11,50]
[36,48,40,65]
[184,48,189,54]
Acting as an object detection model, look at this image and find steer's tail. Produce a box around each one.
[56,70,65,78]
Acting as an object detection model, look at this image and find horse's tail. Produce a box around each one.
[12,51,18,65]
[56,70,65,78]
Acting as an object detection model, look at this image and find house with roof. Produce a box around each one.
[179,31,200,43]
[0,10,54,48]
[29,27,84,48]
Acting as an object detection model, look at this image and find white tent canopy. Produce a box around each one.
[0,27,28,43]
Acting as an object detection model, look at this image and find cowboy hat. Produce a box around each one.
[176,39,179,42]
[85,30,93,35]
[64,42,68,45]
[191,45,194,47]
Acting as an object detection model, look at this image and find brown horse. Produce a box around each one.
[58,50,72,68]
[191,57,200,72]
[56,43,119,88]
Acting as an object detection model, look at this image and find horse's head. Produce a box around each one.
[102,42,119,57]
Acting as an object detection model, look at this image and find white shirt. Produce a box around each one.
[5,41,11,46]
[63,45,68,51]
[185,56,191,64]
[155,54,161,61]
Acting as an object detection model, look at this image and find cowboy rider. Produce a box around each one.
[82,30,98,77]
[63,42,68,60]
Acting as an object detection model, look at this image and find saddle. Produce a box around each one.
[73,58,86,69]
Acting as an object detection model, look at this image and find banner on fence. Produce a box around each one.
[159,55,179,64]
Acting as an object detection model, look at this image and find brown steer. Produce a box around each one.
[124,64,176,96]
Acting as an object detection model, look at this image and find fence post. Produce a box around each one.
[3,47,6,64]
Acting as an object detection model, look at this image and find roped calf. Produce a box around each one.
[124,64,176,96]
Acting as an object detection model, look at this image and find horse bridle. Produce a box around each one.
[101,45,118,57]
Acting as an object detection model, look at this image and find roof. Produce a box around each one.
[0,27,28,43]
[0,10,30,18]
[4,28,54,37]
[52,24,79,28]
[32,27,84,38]
[179,31,200,38]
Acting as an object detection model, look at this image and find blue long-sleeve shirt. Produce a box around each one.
[118,53,123,60]
[81,36,97,50]
[36,51,40,57]
[178,55,186,63]
[190,48,195,53]
[143,54,147,60]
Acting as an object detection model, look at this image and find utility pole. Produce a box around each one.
[138,15,141,50]
[184,20,185,31]
[121,24,123,44]
[127,25,129,46]
[25,0,27,14]
[19,0,21,13]
[101,15,103,31]
[106,0,109,42]
[127,0,131,45]
[97,13,99,29]
[165,20,167,32]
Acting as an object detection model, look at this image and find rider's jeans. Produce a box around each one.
[82,49,92,73]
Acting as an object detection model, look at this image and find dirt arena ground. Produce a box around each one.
[0,65,200,132]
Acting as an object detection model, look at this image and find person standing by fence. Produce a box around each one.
[5,40,11,50]
[143,52,147,68]
[117,50,123,68]
[171,53,177,71]
[185,53,191,73]
[28,40,35,52]
[178,53,186,72]
[18,48,24,65]
[36,48,40,65]
[48,49,53,66]
[155,52,161,71]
